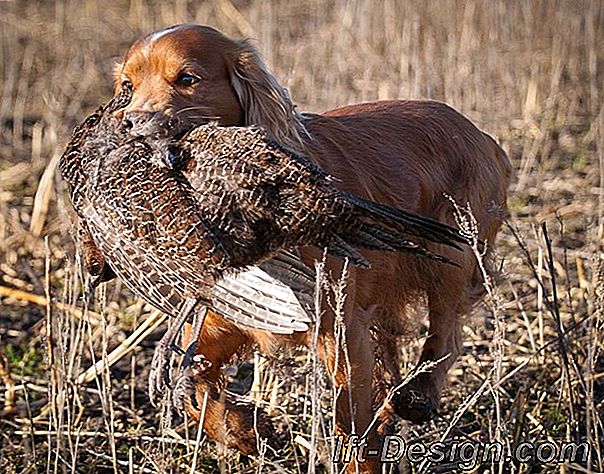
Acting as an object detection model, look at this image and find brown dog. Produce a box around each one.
[112,24,512,472]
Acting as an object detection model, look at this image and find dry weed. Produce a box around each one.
[1,1,602,473]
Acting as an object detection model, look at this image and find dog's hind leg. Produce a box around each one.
[176,312,283,454]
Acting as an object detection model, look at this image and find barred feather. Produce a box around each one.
[60,89,467,335]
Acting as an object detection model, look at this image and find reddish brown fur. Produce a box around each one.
[115,24,512,473]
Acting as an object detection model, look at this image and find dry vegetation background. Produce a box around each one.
[0,0,603,473]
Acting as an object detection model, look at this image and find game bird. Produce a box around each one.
[59,85,468,405]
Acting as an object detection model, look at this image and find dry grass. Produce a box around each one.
[1,0,603,473]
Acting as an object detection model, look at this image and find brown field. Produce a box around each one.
[0,1,603,473]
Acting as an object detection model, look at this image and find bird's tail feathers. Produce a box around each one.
[345,193,469,250]
[345,224,460,266]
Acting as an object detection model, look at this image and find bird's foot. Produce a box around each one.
[149,341,185,406]
[172,354,212,412]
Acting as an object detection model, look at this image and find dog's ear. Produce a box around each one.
[112,60,125,92]
[230,40,306,150]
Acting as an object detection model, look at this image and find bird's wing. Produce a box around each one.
[84,200,315,333]
[76,140,225,315]
[80,199,314,334]
[81,199,198,316]
[212,252,314,334]
[67,116,315,334]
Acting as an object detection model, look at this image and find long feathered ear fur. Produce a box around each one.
[112,59,126,94]
[230,40,307,150]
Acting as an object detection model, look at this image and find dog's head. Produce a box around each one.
[113,24,304,147]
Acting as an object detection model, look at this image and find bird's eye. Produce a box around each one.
[175,73,200,87]
[121,79,132,90]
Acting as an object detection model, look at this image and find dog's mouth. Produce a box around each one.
[119,111,193,141]
[105,82,200,141]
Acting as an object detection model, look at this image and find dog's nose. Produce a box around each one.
[117,110,179,138]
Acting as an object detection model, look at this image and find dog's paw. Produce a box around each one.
[172,354,212,412]
[392,384,438,423]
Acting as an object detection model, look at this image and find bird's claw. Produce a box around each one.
[148,342,174,406]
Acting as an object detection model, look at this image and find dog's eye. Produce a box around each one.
[175,73,200,87]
